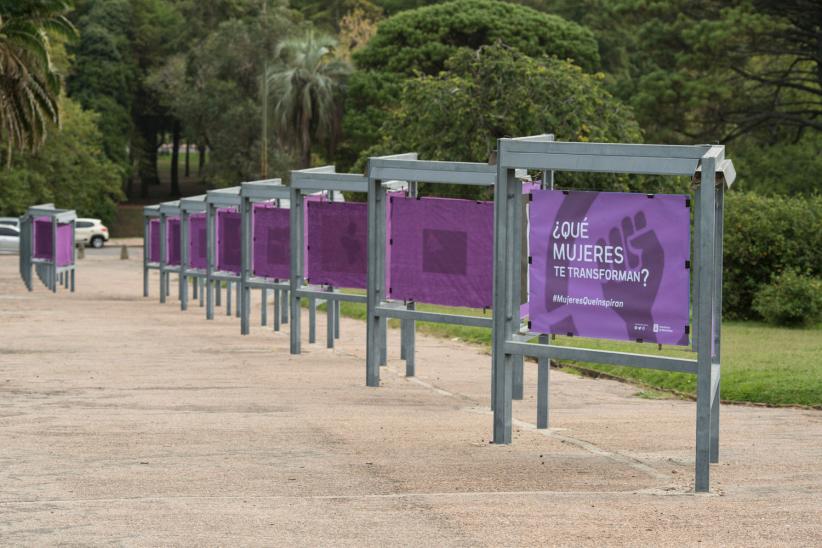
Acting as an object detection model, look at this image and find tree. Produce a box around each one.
[339,0,601,170]
[0,97,124,224]
[361,44,645,197]
[0,0,75,165]
[268,28,351,168]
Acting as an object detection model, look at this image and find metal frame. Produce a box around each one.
[288,166,375,354]
[158,200,181,304]
[239,178,292,336]
[142,205,161,297]
[493,136,734,492]
[205,187,243,321]
[365,155,511,388]
[19,203,77,293]
[179,194,207,312]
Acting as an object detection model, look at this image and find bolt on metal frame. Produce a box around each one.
[239,178,292,336]
[493,136,734,493]
[365,155,521,388]
[142,205,161,297]
[19,203,77,293]
[205,187,244,321]
[288,165,386,354]
[158,200,181,304]
[179,194,207,312]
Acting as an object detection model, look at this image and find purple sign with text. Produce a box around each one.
[529,190,691,345]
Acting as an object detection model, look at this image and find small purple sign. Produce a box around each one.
[306,201,367,289]
[148,219,161,263]
[389,196,494,309]
[188,213,207,269]
[166,217,181,266]
[529,190,690,345]
[217,208,241,274]
[252,204,290,280]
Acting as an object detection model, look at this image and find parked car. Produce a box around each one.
[75,218,109,248]
[0,224,19,253]
[0,217,20,229]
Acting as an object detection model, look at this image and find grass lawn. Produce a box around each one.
[330,295,821,407]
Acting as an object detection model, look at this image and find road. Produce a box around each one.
[1,253,820,545]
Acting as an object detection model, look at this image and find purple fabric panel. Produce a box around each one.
[217,208,241,274]
[148,219,161,263]
[528,189,691,346]
[33,217,53,260]
[252,204,291,279]
[56,223,73,266]
[389,196,494,308]
[165,217,181,266]
[305,201,367,288]
[188,213,207,269]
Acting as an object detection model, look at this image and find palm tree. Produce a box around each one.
[267,29,350,168]
[0,1,74,166]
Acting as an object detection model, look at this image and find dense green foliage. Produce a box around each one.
[341,0,603,170]
[723,192,822,319]
[354,0,600,74]
[0,98,123,224]
[359,45,646,195]
[0,0,74,163]
[753,271,822,327]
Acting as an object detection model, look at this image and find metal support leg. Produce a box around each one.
[326,296,335,349]
[308,297,316,343]
[334,299,340,339]
[537,334,550,429]
[235,281,241,318]
[143,267,149,297]
[199,278,204,307]
[181,272,189,311]
[379,317,387,366]
[226,281,232,316]
[261,288,268,326]
[513,355,524,400]
[215,281,221,307]
[405,302,416,377]
[281,290,289,324]
[192,277,198,300]
[70,269,75,292]
[241,283,250,335]
[273,289,281,332]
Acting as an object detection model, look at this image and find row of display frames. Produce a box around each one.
[141,136,736,493]
[19,204,77,293]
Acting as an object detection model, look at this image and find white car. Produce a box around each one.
[0,217,20,230]
[0,224,19,253]
[76,218,109,248]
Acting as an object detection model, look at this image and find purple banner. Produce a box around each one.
[529,190,690,345]
[389,196,494,309]
[148,219,161,263]
[166,217,181,266]
[188,213,207,269]
[217,208,241,274]
[252,204,290,280]
[33,218,73,266]
[306,201,367,288]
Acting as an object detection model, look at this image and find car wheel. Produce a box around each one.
[91,236,104,249]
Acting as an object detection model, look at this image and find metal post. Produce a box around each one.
[710,184,724,463]
[695,152,718,492]
[206,203,215,320]
[492,160,516,444]
[198,277,204,306]
[326,291,335,349]
[273,289,281,332]
[181,211,189,311]
[365,173,382,387]
[405,301,416,377]
[143,216,149,297]
[226,280,232,316]
[51,218,58,293]
[240,195,251,335]
[289,186,304,354]
[261,288,268,326]
[334,299,340,339]
[513,355,524,400]
[281,289,288,324]
[308,297,316,343]
[537,334,550,429]
[376,183,388,367]
[193,277,198,300]
[235,279,241,318]
[159,214,167,303]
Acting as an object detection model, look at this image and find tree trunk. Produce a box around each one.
[300,110,311,168]
[198,144,206,176]
[139,128,160,199]
[170,121,181,197]
[184,142,190,177]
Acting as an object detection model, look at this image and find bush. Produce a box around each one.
[753,271,822,327]
[723,192,822,319]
